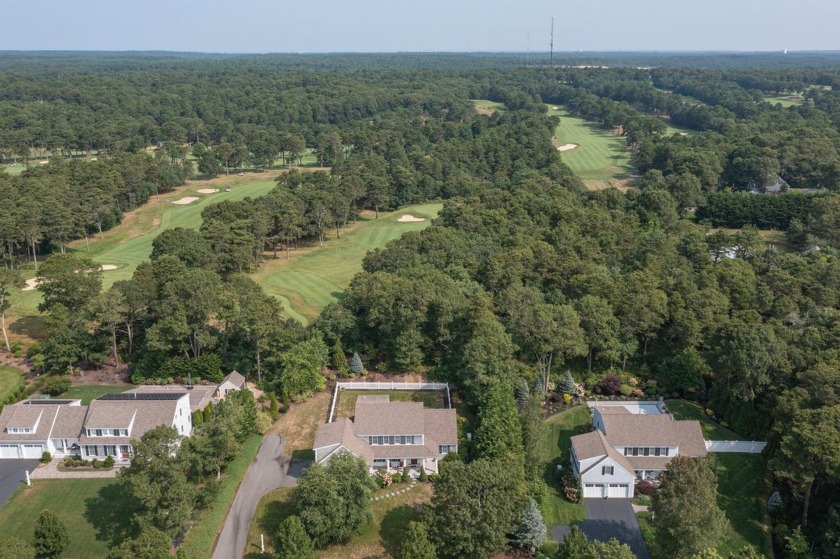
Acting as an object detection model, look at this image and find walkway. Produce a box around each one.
[212,435,300,559]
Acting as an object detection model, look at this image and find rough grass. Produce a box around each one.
[58,384,131,404]
[548,106,633,188]
[245,481,433,559]
[271,391,331,458]
[0,365,25,403]
[665,399,745,440]
[540,405,591,526]
[637,454,772,558]
[333,389,447,421]
[0,479,139,558]
[253,203,440,324]
[180,434,264,558]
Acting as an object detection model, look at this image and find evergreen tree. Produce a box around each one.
[767,491,782,514]
[474,382,524,463]
[33,510,69,559]
[192,410,203,426]
[652,456,729,558]
[399,521,437,559]
[269,393,280,419]
[202,404,213,423]
[512,499,547,552]
[349,351,364,376]
[330,339,349,376]
[559,370,576,394]
[276,515,315,559]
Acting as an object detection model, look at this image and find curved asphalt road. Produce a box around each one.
[212,434,289,559]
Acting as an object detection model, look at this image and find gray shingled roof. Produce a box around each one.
[128,384,216,411]
[424,408,458,446]
[83,395,187,442]
[353,402,425,436]
[51,406,89,438]
[601,414,706,453]
[0,405,54,441]
[571,430,636,475]
[222,370,246,389]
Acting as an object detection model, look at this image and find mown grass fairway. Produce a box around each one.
[548,106,633,189]
[471,98,506,115]
[541,405,590,526]
[253,203,440,324]
[0,365,24,403]
[0,479,138,558]
[763,95,802,107]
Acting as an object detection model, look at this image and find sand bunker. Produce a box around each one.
[196,188,218,194]
[398,215,426,223]
[100,265,118,271]
[22,278,40,291]
[171,197,199,205]
[552,106,559,110]
[557,143,578,152]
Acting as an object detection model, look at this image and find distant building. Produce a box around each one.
[749,174,789,195]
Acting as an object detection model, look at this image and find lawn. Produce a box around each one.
[548,106,633,189]
[245,481,433,559]
[665,399,745,440]
[253,203,440,324]
[180,434,263,558]
[637,454,772,558]
[58,384,131,404]
[0,365,25,404]
[763,95,802,108]
[0,479,139,558]
[333,389,447,421]
[540,405,591,526]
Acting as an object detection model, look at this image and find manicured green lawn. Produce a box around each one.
[548,106,633,187]
[0,479,139,558]
[245,480,433,559]
[0,365,25,404]
[334,389,447,421]
[637,454,772,558]
[665,399,745,440]
[472,99,507,113]
[59,384,131,404]
[763,95,802,107]
[253,203,440,324]
[180,434,264,558]
[540,405,591,526]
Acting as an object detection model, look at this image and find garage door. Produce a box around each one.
[21,444,43,459]
[0,445,19,459]
[608,483,630,498]
[583,483,605,498]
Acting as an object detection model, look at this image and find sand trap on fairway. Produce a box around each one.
[100,265,118,271]
[196,188,218,194]
[171,197,199,205]
[398,215,426,223]
[557,143,578,152]
[22,278,40,291]
[552,106,559,110]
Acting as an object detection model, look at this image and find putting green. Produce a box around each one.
[254,203,441,324]
[549,106,633,187]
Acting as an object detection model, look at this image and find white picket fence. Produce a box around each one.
[705,440,766,453]
[328,381,451,423]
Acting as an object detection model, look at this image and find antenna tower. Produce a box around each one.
[550,17,554,65]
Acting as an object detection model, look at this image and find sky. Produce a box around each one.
[3,0,840,53]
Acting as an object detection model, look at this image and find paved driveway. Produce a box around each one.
[0,459,39,508]
[580,499,650,559]
[212,435,310,559]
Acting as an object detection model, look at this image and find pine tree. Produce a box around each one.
[33,510,69,559]
[331,339,349,376]
[512,499,547,552]
[192,410,203,426]
[514,377,530,406]
[403,465,411,482]
[474,382,524,462]
[559,370,576,394]
[399,521,436,559]
[269,393,280,419]
[767,491,782,513]
[202,404,213,423]
[349,352,364,376]
[276,515,315,559]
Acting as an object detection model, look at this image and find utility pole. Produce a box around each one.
[550,17,554,65]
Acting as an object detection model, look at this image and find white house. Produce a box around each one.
[313,395,458,475]
[215,370,246,400]
[0,400,85,459]
[570,402,707,498]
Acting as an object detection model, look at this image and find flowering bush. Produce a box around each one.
[563,393,572,405]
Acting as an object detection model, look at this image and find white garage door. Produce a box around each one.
[608,483,630,498]
[21,444,43,459]
[583,483,605,498]
[0,444,20,459]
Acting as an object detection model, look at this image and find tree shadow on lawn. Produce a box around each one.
[380,503,424,558]
[83,481,141,548]
[9,315,47,339]
[256,497,296,549]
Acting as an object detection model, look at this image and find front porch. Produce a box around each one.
[80,443,133,463]
[371,457,438,477]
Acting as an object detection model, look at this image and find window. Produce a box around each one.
[8,427,33,434]
[95,429,103,437]
[439,445,456,454]
[643,447,650,456]
[654,447,661,456]
[663,448,669,457]
[602,465,614,475]
[86,445,99,457]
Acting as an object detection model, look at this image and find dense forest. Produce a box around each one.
[3,53,840,558]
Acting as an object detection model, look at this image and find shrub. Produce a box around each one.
[91,459,100,469]
[564,485,580,503]
[419,468,428,482]
[391,472,403,483]
[269,393,280,420]
[619,384,634,397]
[375,470,393,488]
[563,393,572,405]
[600,373,622,395]
[41,376,72,396]
[705,408,714,416]
[375,362,388,374]
[40,451,52,464]
[280,404,289,414]
[403,466,411,481]
[720,421,730,428]
[636,480,656,497]
[103,456,115,469]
